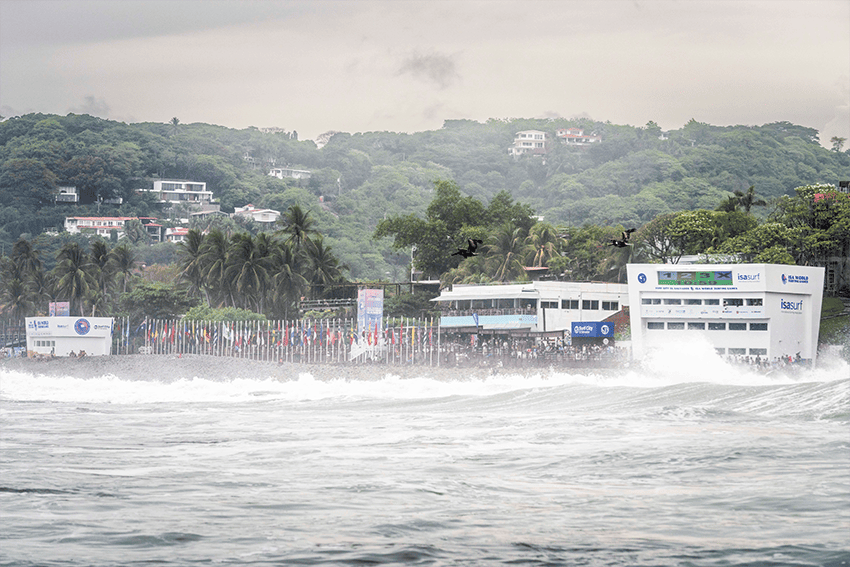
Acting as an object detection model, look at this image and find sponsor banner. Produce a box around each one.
[780,298,804,313]
[570,321,614,338]
[26,317,114,337]
[357,289,384,337]
[657,270,733,286]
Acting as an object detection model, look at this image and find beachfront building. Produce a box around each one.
[432,281,629,338]
[626,263,825,364]
[25,316,114,357]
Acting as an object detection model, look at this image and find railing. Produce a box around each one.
[441,308,537,317]
[138,317,442,366]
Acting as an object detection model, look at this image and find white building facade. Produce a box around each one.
[509,130,548,157]
[433,281,629,336]
[26,316,114,357]
[64,216,135,237]
[232,204,281,224]
[140,180,214,205]
[269,167,312,180]
[626,264,825,364]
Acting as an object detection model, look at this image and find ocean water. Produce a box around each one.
[1,345,849,567]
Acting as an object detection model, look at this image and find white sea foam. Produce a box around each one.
[1,340,846,407]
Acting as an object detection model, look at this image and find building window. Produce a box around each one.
[729,348,746,355]
[602,301,619,311]
[750,323,768,331]
[562,299,579,309]
[685,299,702,305]
[715,348,726,355]
[708,322,726,330]
[647,322,664,330]
[688,322,706,330]
[641,298,652,305]
[663,298,682,305]
[729,322,747,330]
[582,300,599,310]
[750,348,767,355]
[724,298,744,307]
[746,298,763,306]
[705,298,720,305]
[667,322,685,330]
[540,301,558,309]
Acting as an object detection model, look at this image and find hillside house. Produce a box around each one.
[138,180,214,207]
[556,127,601,146]
[509,131,548,157]
[232,204,281,224]
[54,186,79,204]
[64,216,162,242]
[269,167,312,180]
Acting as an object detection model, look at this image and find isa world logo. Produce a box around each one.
[637,273,647,284]
[782,273,809,284]
[74,318,91,335]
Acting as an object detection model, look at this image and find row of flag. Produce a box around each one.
[135,318,438,351]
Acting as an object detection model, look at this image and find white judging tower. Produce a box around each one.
[626,264,825,365]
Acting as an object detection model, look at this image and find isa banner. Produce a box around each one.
[357,289,384,337]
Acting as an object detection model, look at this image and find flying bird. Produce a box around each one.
[452,238,483,258]
[606,228,636,248]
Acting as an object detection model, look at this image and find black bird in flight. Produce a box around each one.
[607,228,636,248]
[452,238,483,258]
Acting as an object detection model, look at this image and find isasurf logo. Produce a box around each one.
[780,299,803,311]
[74,318,91,335]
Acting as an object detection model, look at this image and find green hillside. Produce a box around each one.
[1,113,848,282]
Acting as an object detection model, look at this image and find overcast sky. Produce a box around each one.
[1,0,848,146]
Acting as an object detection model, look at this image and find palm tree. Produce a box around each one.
[487,223,530,282]
[169,117,180,137]
[276,205,318,255]
[10,238,42,278]
[306,235,346,299]
[123,219,149,245]
[52,242,97,316]
[199,229,229,306]
[179,229,207,303]
[269,241,309,319]
[224,233,273,312]
[0,277,33,320]
[90,239,114,299]
[524,223,559,268]
[28,266,55,310]
[737,185,767,214]
[109,243,136,293]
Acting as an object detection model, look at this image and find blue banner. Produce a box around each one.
[571,322,614,338]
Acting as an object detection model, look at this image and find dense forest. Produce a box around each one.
[0,113,848,324]
[1,113,848,281]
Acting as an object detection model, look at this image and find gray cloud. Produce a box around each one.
[68,95,111,118]
[397,52,459,90]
